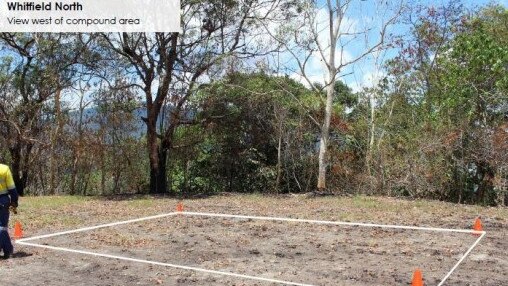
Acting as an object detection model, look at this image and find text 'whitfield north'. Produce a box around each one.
[7,2,83,11]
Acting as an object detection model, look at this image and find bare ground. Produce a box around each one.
[0,194,506,285]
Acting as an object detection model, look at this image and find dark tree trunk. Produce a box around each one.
[9,143,32,197]
[147,136,165,194]
[10,146,23,196]
[149,167,168,194]
[476,162,494,205]
[148,147,169,194]
[156,146,168,193]
[146,112,172,194]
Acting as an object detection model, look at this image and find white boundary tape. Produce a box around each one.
[16,212,179,243]
[16,211,487,285]
[15,240,313,286]
[183,212,485,234]
[437,231,486,286]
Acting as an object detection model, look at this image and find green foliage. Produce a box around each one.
[374,5,508,205]
[431,8,508,126]
[169,72,317,194]
[0,3,505,206]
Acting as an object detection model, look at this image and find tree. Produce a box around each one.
[100,0,283,194]
[264,0,402,191]
[0,33,95,195]
[430,5,508,204]
[194,72,313,193]
[374,4,508,205]
[92,83,145,195]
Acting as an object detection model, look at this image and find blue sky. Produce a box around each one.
[301,0,508,92]
[7,0,504,109]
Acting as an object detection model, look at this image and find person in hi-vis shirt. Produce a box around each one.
[0,164,18,259]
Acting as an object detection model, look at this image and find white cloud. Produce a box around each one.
[244,1,395,94]
[288,72,326,88]
[312,7,357,67]
[350,69,385,93]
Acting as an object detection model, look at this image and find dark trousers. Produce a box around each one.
[0,195,13,255]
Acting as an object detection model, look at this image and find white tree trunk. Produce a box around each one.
[261,0,401,191]
[366,91,376,175]
[317,1,338,190]
[317,68,336,190]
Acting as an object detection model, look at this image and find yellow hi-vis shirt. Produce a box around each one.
[0,164,15,195]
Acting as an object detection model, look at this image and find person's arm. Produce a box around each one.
[8,188,18,207]
[5,167,18,207]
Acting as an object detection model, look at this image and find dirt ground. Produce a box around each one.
[0,194,506,285]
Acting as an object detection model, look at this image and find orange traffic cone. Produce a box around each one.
[473,217,483,235]
[13,221,23,239]
[411,269,424,286]
[176,202,184,212]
